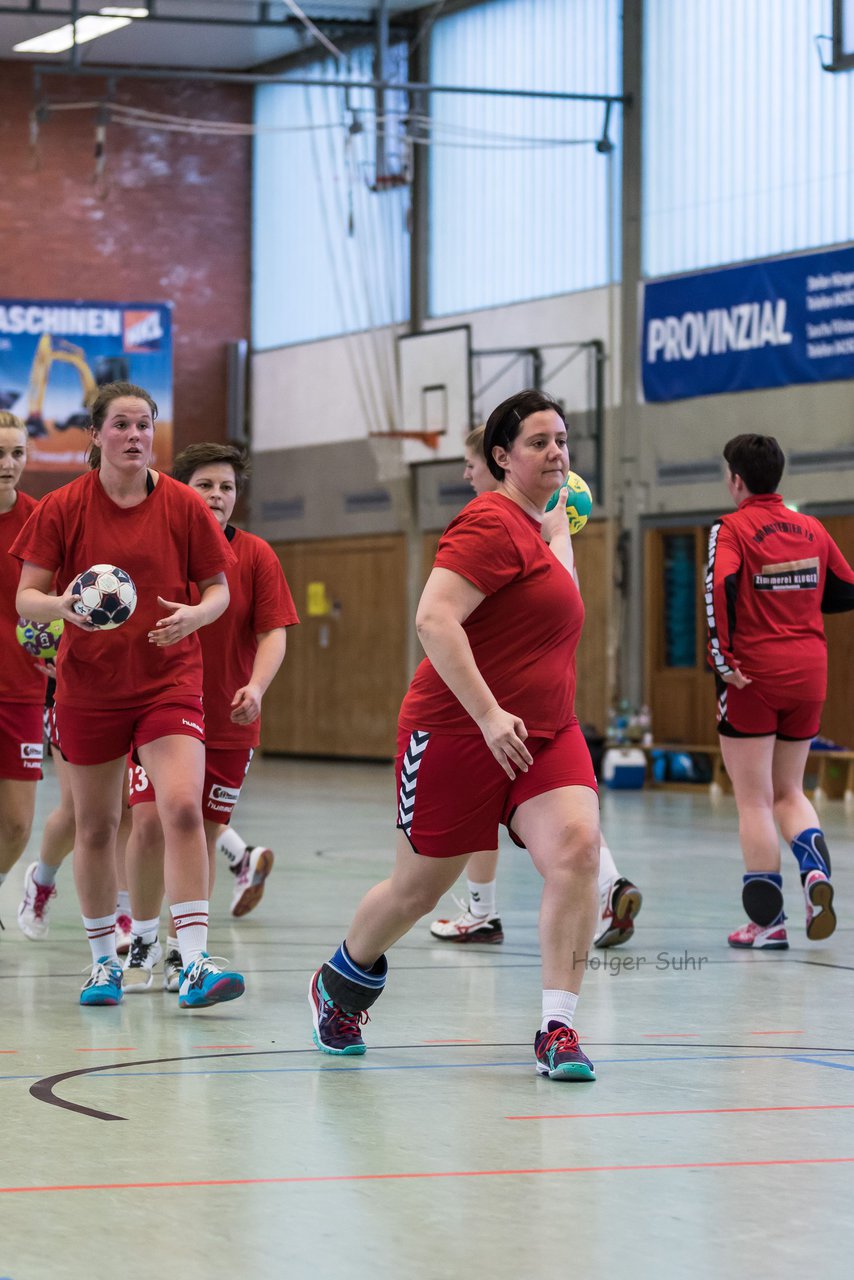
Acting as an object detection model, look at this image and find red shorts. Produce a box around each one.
[0,701,44,781]
[128,746,254,824]
[716,679,822,741]
[54,698,205,767]
[395,720,597,859]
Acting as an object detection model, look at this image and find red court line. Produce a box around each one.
[75,1048,137,1053]
[506,1103,854,1121]
[4,1155,854,1194]
[0,1050,18,1055]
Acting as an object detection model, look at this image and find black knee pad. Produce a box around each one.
[742,878,784,927]
[321,956,387,1015]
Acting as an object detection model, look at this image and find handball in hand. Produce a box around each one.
[16,617,64,660]
[545,471,593,534]
[71,564,137,629]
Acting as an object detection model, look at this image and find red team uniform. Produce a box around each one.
[11,470,235,764]
[0,490,46,780]
[129,524,299,822]
[707,492,854,739]
[397,492,596,858]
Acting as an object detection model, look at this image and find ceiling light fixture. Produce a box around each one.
[13,14,136,55]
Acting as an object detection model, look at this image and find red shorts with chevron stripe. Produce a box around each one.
[395,719,596,858]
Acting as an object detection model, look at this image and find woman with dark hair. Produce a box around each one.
[708,433,854,949]
[309,390,601,1081]
[12,382,245,1008]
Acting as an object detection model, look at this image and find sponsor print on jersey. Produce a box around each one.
[21,741,44,761]
[754,557,819,592]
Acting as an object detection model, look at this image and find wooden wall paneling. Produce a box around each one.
[262,535,408,760]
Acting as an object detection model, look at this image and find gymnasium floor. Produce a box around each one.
[2,754,854,1280]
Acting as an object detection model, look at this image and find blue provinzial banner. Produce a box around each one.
[641,246,854,403]
[0,298,173,473]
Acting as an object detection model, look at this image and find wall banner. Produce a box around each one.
[0,299,173,472]
[641,246,854,403]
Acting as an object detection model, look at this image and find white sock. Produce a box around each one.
[130,916,160,946]
[83,914,118,964]
[171,900,209,968]
[541,988,578,1032]
[35,861,60,888]
[217,826,248,871]
[167,934,179,954]
[597,839,620,897]
[467,879,496,918]
[116,889,131,916]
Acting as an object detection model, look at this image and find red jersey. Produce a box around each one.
[0,490,47,705]
[400,492,584,736]
[11,470,235,710]
[706,493,854,700]
[199,525,299,749]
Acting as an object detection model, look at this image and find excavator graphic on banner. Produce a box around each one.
[25,334,129,437]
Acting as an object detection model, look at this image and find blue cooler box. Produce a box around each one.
[602,747,647,790]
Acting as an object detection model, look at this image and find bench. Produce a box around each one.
[630,742,854,805]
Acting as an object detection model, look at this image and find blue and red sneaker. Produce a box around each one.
[309,969,368,1055]
[534,1021,596,1081]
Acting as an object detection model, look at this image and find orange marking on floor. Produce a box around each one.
[4,1155,854,1194]
[75,1048,138,1053]
[0,1050,18,1054]
[506,1103,854,1121]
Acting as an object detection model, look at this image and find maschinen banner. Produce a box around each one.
[0,298,173,473]
[641,246,854,403]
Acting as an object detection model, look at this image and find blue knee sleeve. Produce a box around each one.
[791,828,831,878]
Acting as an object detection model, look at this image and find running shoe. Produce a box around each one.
[429,898,504,944]
[534,1021,596,1081]
[804,869,836,941]
[17,863,57,941]
[308,968,368,1055]
[727,920,789,949]
[80,956,123,1006]
[163,944,182,993]
[178,953,245,1009]
[594,877,642,949]
[115,913,133,956]
[123,935,163,992]
[229,846,275,918]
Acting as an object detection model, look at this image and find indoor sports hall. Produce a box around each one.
[1,4,854,1279]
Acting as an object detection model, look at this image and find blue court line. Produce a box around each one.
[788,1057,854,1072]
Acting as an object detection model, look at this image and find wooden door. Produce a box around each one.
[644,525,717,745]
[261,534,408,760]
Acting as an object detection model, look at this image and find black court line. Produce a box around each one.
[30,1040,854,1123]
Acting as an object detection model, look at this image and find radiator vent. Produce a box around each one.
[344,489,392,512]
[261,497,304,521]
[789,448,854,473]
[656,459,723,486]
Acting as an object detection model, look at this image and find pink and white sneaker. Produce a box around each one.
[230,846,275,918]
[17,863,57,941]
[728,920,789,950]
[804,869,836,941]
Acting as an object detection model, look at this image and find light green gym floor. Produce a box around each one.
[2,755,854,1280]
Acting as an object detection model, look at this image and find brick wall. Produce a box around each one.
[0,62,252,498]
